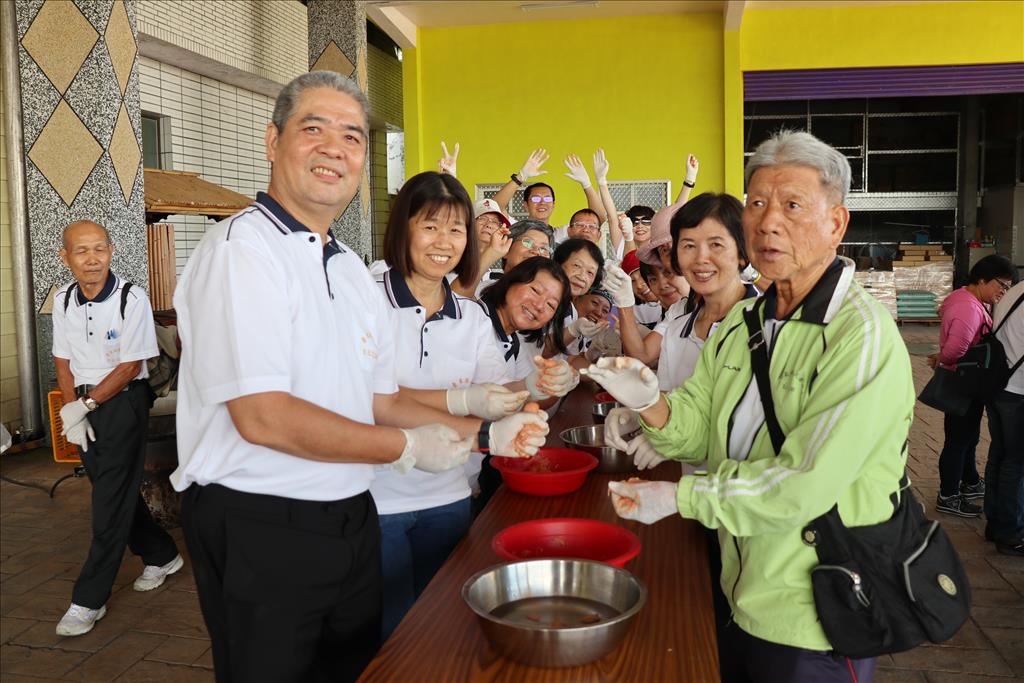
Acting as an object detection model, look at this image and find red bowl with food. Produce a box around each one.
[492,518,642,568]
[594,391,616,404]
[492,448,598,497]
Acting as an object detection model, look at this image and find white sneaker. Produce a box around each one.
[133,554,184,592]
[56,603,106,636]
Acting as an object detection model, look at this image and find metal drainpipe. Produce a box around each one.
[2,1,44,440]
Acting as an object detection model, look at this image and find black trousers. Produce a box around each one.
[938,398,984,497]
[73,382,178,608]
[181,483,382,683]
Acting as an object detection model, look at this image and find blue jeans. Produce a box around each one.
[984,390,1024,542]
[378,497,471,641]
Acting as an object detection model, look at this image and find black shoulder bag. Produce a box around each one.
[952,291,1024,399]
[742,300,970,659]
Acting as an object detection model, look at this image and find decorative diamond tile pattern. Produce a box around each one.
[21,0,98,94]
[109,102,141,203]
[312,41,354,77]
[105,0,136,96]
[28,100,102,206]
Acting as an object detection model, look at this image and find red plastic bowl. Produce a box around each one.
[594,391,616,404]
[492,518,642,568]
[491,448,598,497]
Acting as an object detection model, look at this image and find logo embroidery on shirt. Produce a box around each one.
[360,332,378,360]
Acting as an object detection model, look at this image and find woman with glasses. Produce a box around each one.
[548,238,606,363]
[473,220,554,298]
[928,254,1018,518]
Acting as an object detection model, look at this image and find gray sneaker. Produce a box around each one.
[56,603,106,637]
[133,554,184,592]
[960,478,986,500]
[936,493,983,518]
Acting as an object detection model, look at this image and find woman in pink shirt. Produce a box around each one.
[930,254,1016,517]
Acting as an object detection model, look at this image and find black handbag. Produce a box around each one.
[918,367,972,416]
[742,300,971,658]
[951,291,1024,399]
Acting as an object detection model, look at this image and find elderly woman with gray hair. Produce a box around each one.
[471,219,555,298]
[584,130,916,682]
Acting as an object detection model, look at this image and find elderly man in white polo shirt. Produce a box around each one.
[52,220,182,637]
[172,71,547,683]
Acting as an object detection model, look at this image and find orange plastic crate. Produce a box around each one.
[47,390,82,463]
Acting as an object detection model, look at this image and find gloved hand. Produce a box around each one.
[567,316,605,339]
[608,479,678,525]
[446,383,530,420]
[64,418,96,452]
[604,407,640,450]
[60,399,90,433]
[484,228,513,261]
[519,149,549,183]
[396,424,473,474]
[489,410,549,458]
[684,153,699,186]
[580,357,660,411]
[602,263,635,309]
[563,154,592,189]
[627,434,667,470]
[438,141,459,177]
[593,148,610,186]
[525,356,579,400]
[618,213,634,242]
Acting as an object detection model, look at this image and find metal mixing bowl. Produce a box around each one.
[560,424,635,473]
[462,559,647,668]
[591,401,621,425]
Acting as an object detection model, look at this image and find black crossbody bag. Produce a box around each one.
[742,300,970,658]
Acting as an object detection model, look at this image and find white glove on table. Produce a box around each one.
[564,154,592,189]
[602,263,635,309]
[64,418,95,452]
[581,357,660,411]
[446,383,529,420]
[489,410,549,458]
[60,399,90,432]
[518,149,549,183]
[627,434,666,470]
[525,356,579,400]
[608,479,678,525]
[396,424,473,474]
[604,407,640,450]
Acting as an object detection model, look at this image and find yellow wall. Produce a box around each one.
[0,72,22,432]
[741,1,1024,71]
[409,13,726,226]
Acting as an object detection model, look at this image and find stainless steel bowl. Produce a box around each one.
[462,559,647,668]
[591,401,621,425]
[560,424,635,473]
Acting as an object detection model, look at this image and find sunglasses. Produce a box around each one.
[519,237,552,256]
[528,196,554,204]
[632,218,653,226]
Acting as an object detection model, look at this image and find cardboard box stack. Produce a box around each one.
[891,243,954,320]
[892,243,952,266]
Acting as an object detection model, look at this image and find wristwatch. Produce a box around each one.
[82,396,99,411]
[478,421,492,452]
[511,173,523,186]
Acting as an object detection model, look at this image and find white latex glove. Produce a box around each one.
[60,399,90,433]
[396,424,473,474]
[618,213,634,242]
[593,148,610,186]
[438,141,459,177]
[567,316,605,339]
[489,410,549,458]
[580,357,660,411]
[563,154,591,189]
[627,434,667,470]
[604,407,640,450]
[446,383,530,420]
[608,479,678,525]
[525,356,579,400]
[602,263,635,309]
[64,418,96,452]
[519,148,549,183]
[684,153,699,185]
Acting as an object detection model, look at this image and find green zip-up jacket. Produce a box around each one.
[645,257,914,651]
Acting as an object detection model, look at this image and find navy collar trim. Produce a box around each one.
[76,272,117,305]
[762,257,847,324]
[254,192,346,260]
[383,268,460,320]
[481,300,519,361]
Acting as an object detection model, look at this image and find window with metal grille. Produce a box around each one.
[474,181,672,222]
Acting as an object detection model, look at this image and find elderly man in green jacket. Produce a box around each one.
[585,130,914,683]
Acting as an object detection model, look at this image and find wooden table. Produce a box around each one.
[359,388,719,682]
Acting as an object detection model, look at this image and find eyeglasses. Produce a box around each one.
[570,222,600,232]
[519,237,552,256]
[632,218,653,226]
[995,279,1012,293]
[475,216,502,228]
[528,196,554,204]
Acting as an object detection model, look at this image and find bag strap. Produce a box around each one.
[991,290,1024,337]
[120,282,132,319]
[62,282,78,313]
[741,298,786,455]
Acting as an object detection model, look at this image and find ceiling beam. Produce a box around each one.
[724,0,746,31]
[368,5,417,49]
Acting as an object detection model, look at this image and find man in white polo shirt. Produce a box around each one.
[173,71,547,683]
[52,220,182,637]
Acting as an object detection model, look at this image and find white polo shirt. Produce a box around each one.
[634,301,664,329]
[172,193,398,501]
[370,267,510,515]
[52,273,157,386]
[994,281,1024,395]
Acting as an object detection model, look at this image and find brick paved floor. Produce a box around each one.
[1,324,1021,682]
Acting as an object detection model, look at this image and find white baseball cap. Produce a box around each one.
[474,198,511,227]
